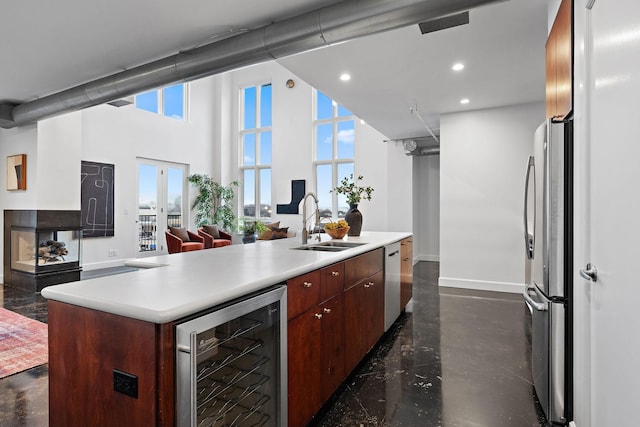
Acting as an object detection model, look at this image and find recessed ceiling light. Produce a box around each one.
[460,98,470,104]
[340,73,351,81]
[452,63,465,71]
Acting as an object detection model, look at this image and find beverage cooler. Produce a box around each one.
[176,286,287,427]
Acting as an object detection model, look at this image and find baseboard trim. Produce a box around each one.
[417,254,439,263]
[438,276,523,294]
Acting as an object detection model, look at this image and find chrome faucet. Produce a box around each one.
[301,192,321,245]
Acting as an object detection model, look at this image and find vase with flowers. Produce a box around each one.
[331,174,374,236]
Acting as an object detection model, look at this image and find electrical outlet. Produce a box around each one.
[113,369,138,398]
[107,250,118,257]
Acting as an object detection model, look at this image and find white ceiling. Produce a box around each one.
[0,0,547,141]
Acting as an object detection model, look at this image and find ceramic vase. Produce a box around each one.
[345,204,363,236]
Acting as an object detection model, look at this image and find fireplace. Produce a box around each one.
[4,210,82,292]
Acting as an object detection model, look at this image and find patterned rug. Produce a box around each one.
[0,307,48,379]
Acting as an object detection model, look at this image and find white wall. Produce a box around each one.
[76,77,215,269]
[439,102,544,293]
[37,112,82,210]
[0,125,38,283]
[414,154,440,262]
[548,0,562,31]
[224,61,412,234]
[0,60,412,277]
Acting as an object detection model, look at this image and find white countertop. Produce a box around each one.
[41,231,410,324]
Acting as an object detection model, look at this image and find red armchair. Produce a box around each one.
[198,226,232,249]
[165,228,204,254]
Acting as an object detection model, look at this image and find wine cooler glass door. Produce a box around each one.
[176,286,287,427]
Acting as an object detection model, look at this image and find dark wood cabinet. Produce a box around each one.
[344,248,384,289]
[343,269,385,376]
[287,269,321,320]
[319,262,344,303]
[287,262,346,427]
[400,237,413,309]
[546,0,572,120]
[287,305,323,427]
[48,301,175,427]
[319,294,345,404]
[287,250,386,427]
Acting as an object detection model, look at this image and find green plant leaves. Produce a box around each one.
[187,174,239,231]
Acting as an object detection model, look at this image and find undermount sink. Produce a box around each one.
[315,241,365,248]
[292,241,366,252]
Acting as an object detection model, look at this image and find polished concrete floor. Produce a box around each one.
[312,262,546,427]
[0,262,546,426]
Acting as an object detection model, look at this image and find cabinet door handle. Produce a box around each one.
[314,313,323,320]
[331,271,340,277]
[303,282,313,288]
[364,282,374,288]
[323,308,332,314]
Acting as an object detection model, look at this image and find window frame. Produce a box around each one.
[313,90,355,219]
[239,83,273,221]
[134,83,189,120]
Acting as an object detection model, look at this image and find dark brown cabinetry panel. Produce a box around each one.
[344,248,384,290]
[319,262,345,303]
[287,269,321,320]
[287,307,323,427]
[287,261,346,427]
[546,0,572,120]
[319,294,345,402]
[343,270,385,376]
[48,301,175,427]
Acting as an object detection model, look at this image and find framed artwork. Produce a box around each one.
[81,161,115,237]
[7,154,26,191]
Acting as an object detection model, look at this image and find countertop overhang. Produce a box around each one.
[41,231,410,323]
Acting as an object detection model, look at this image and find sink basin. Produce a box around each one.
[292,241,366,252]
[314,241,365,248]
[293,245,348,252]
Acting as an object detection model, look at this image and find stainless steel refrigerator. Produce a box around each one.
[523,118,573,425]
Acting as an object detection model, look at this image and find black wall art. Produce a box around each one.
[276,179,306,214]
[81,161,115,237]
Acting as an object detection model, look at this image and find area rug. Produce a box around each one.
[0,307,48,379]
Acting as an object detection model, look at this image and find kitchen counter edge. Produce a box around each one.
[41,231,411,324]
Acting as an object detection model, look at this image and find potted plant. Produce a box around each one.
[331,174,374,236]
[187,174,238,232]
[240,219,269,244]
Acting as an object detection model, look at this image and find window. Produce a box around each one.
[314,90,355,219]
[240,83,272,220]
[135,83,187,120]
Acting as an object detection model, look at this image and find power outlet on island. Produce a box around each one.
[113,369,138,399]
[107,249,118,257]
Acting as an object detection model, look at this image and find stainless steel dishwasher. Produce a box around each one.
[176,285,287,427]
[384,242,401,331]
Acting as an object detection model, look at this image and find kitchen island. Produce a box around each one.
[42,231,412,427]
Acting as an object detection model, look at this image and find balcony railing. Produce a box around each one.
[138,214,182,252]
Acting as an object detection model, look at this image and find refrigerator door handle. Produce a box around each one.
[523,156,536,259]
[523,283,548,311]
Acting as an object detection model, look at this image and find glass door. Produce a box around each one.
[137,158,188,255]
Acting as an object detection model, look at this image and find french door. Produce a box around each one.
[137,158,188,255]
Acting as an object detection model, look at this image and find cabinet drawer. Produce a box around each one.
[319,262,344,302]
[344,248,383,290]
[287,270,321,320]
